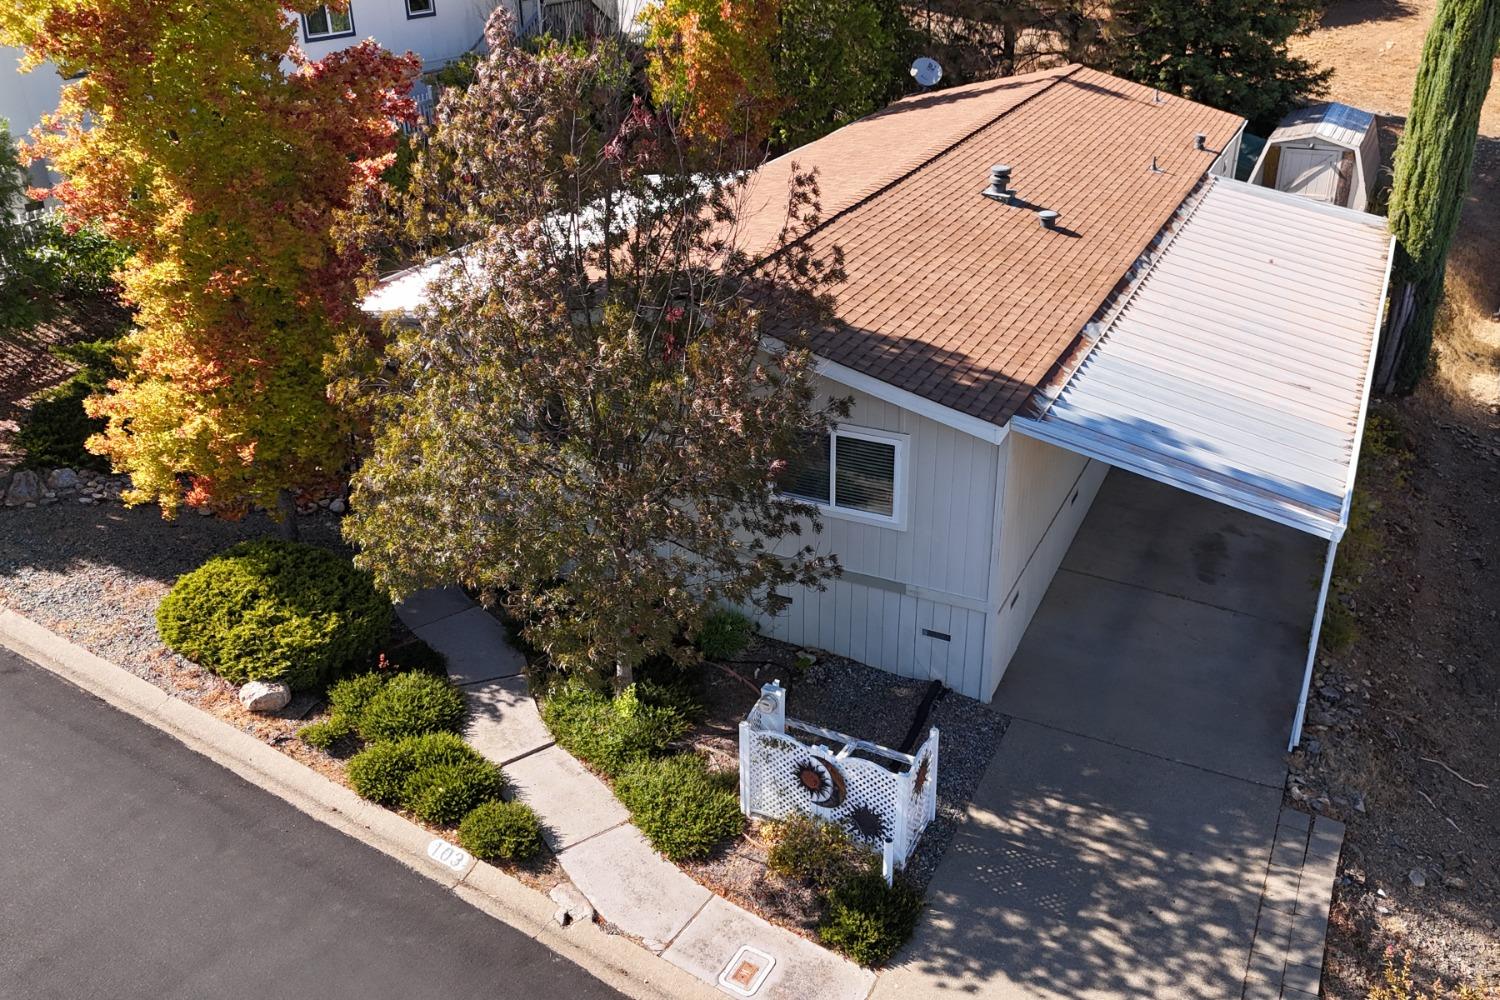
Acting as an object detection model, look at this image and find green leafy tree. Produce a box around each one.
[646,0,916,153]
[340,19,849,686]
[770,0,915,149]
[1107,0,1331,128]
[915,0,1108,83]
[1384,0,1500,392]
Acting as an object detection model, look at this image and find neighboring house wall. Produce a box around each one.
[749,375,1005,700]
[1,46,68,163]
[296,0,512,70]
[986,432,1107,699]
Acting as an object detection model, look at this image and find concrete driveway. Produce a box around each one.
[875,470,1324,999]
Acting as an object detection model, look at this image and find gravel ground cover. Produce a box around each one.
[675,634,1007,936]
[0,499,568,891]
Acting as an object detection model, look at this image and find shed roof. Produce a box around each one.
[1012,178,1394,540]
[1267,102,1375,150]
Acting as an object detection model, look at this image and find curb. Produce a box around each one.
[0,609,720,1000]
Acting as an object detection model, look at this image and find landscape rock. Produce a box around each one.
[1409,868,1426,888]
[329,498,346,514]
[46,468,78,490]
[5,470,42,506]
[548,881,595,927]
[238,680,292,713]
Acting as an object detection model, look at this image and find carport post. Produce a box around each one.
[1289,537,1340,751]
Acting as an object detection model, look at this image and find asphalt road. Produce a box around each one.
[0,645,626,1000]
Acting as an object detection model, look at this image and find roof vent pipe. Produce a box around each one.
[1194,133,1207,151]
[1038,210,1060,230]
[981,163,1013,203]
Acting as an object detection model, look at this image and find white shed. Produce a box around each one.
[1249,102,1381,212]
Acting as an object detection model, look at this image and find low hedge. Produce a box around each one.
[615,753,743,862]
[541,682,687,777]
[346,732,479,806]
[767,813,877,890]
[157,540,391,691]
[404,758,505,825]
[817,872,923,968]
[458,800,544,862]
[359,671,466,742]
[300,669,465,755]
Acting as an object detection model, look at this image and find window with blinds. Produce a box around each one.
[779,426,904,524]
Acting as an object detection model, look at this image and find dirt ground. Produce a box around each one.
[1286,4,1500,995]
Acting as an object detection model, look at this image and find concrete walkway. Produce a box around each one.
[398,588,874,1000]
[873,472,1343,1000]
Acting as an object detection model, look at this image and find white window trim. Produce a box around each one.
[783,424,909,530]
[303,3,356,41]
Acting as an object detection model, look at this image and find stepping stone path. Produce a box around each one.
[396,587,875,1000]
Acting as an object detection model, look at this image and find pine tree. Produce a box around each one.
[1107,0,1331,128]
[1384,0,1500,392]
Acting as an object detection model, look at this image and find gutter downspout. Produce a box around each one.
[1289,537,1339,751]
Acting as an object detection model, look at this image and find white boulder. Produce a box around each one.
[238,680,292,713]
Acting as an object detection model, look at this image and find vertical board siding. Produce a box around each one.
[749,376,1003,699]
[997,434,1091,598]
[986,440,1110,697]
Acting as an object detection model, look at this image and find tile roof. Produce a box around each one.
[747,66,1245,427]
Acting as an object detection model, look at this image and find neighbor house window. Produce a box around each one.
[405,0,436,17]
[779,426,906,526]
[303,3,355,40]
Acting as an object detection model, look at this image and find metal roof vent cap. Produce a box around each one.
[981,163,1013,203]
[1194,133,1207,151]
[1038,209,1060,230]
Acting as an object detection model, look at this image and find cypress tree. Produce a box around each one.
[1385,0,1500,393]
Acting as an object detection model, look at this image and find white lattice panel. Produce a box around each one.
[738,682,939,877]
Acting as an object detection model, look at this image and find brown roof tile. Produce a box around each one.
[748,67,1243,427]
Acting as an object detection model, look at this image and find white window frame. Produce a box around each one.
[302,3,356,41]
[405,0,436,18]
[782,424,909,530]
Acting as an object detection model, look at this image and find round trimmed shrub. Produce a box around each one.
[403,758,505,825]
[615,753,743,861]
[346,732,477,805]
[816,872,923,968]
[358,671,466,742]
[156,540,392,690]
[328,671,390,721]
[541,683,687,777]
[298,716,354,752]
[767,813,877,889]
[458,800,545,862]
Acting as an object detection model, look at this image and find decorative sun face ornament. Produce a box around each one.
[793,756,846,809]
[846,804,887,842]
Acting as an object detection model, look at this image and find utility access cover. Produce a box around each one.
[717,945,775,997]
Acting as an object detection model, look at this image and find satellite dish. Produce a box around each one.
[910,56,943,88]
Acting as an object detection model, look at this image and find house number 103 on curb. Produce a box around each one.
[427,838,471,872]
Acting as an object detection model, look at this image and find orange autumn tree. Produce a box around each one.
[643,0,783,146]
[0,1,419,529]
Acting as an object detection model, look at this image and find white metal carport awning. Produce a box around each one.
[1012,177,1395,543]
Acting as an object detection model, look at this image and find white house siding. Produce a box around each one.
[1,47,68,160]
[984,432,1108,698]
[297,0,512,69]
[749,376,1004,700]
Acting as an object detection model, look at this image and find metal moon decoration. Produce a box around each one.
[910,56,943,88]
[793,756,847,809]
